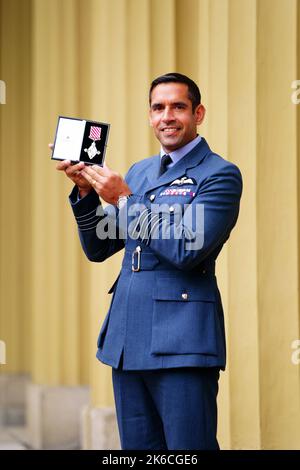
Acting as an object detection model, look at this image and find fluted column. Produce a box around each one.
[0,0,32,427]
[27,0,89,448]
[0,0,31,376]
[30,0,85,387]
[227,0,260,449]
[256,0,300,449]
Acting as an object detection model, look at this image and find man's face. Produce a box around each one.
[149,82,205,153]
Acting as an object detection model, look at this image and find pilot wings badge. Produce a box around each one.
[170,176,196,186]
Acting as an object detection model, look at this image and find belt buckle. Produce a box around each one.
[132,246,141,272]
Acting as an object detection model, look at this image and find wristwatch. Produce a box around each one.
[117,194,131,210]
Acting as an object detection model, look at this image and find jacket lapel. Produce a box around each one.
[145,138,211,192]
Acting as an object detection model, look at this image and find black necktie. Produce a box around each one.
[159,154,172,176]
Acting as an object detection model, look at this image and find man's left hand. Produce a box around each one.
[81,163,132,205]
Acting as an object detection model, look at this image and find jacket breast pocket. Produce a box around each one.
[150,277,218,356]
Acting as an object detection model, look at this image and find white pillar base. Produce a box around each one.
[81,405,120,450]
[26,383,89,449]
[0,373,30,426]
[0,428,26,450]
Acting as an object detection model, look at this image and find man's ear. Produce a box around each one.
[195,104,206,126]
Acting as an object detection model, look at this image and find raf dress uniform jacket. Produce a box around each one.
[69,138,243,370]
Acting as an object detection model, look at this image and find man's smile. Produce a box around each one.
[161,126,181,135]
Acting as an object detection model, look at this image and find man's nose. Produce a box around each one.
[161,107,175,121]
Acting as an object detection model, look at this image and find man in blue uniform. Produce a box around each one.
[56,73,242,450]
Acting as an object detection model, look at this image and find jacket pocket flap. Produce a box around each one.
[153,277,215,302]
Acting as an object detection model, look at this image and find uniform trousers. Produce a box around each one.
[112,364,220,450]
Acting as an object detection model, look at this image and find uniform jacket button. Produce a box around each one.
[149,194,155,201]
[169,206,174,213]
[181,292,188,300]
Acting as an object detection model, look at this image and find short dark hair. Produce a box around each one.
[149,72,201,112]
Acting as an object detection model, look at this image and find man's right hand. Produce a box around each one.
[49,143,92,198]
